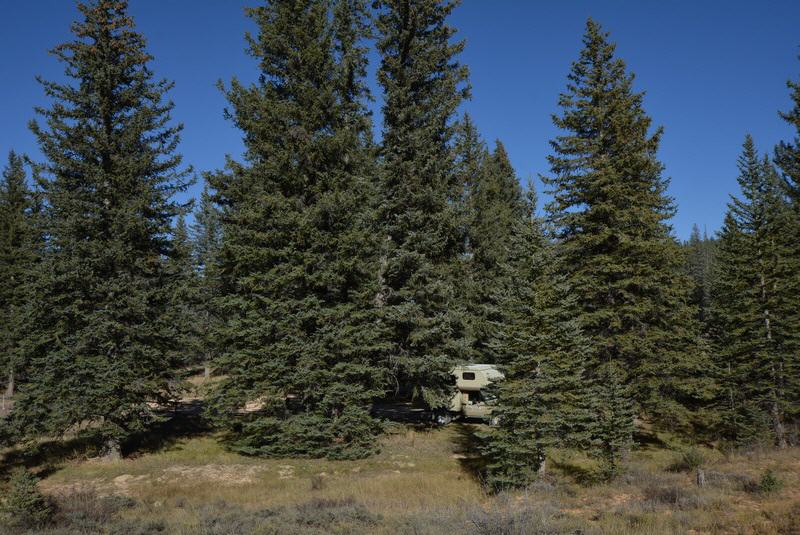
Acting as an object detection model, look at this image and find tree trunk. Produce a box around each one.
[204,363,211,379]
[4,370,13,398]
[771,396,788,449]
[100,437,122,461]
[696,468,706,487]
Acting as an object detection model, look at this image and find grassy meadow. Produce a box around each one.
[2,416,800,534]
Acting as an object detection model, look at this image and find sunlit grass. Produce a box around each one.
[4,423,798,534]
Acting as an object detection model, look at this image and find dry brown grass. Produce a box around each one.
[2,424,800,534]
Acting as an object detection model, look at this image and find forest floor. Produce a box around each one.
[1,415,800,534]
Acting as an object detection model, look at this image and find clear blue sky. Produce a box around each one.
[1,1,798,240]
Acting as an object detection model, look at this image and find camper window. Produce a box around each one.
[462,372,476,380]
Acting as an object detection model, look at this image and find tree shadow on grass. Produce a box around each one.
[450,422,489,485]
[124,400,212,456]
[0,400,213,478]
[0,433,98,480]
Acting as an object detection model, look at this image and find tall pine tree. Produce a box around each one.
[685,224,716,325]
[712,136,799,447]
[773,59,800,442]
[190,182,222,378]
[373,0,470,409]
[482,191,597,489]
[464,137,526,363]
[0,152,39,409]
[207,0,386,459]
[168,213,201,371]
[542,20,713,470]
[776,59,800,204]
[5,0,192,457]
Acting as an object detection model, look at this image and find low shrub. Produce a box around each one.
[465,495,583,535]
[642,484,709,511]
[757,469,783,494]
[192,497,380,535]
[52,489,135,526]
[667,447,706,472]
[0,468,54,530]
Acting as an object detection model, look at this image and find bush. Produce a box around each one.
[757,469,783,494]
[52,489,135,529]
[667,447,706,472]
[192,497,380,535]
[0,468,54,530]
[642,485,708,511]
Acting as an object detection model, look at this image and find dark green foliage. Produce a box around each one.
[542,20,714,460]
[711,136,799,447]
[457,116,528,364]
[0,469,53,530]
[207,0,386,459]
[191,182,222,276]
[685,224,716,325]
[757,469,783,494]
[482,198,598,490]
[190,182,223,376]
[775,59,800,203]
[773,58,800,443]
[373,0,471,408]
[0,152,39,405]
[168,213,202,368]
[6,0,192,453]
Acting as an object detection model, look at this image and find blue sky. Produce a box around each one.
[1,1,798,240]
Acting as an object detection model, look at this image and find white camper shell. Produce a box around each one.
[443,364,504,423]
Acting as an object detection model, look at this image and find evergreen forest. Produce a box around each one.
[1,3,800,529]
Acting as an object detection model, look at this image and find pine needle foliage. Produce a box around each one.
[373,0,471,409]
[542,19,714,465]
[0,469,53,530]
[0,152,39,405]
[482,194,597,490]
[712,136,799,447]
[207,0,386,460]
[6,0,192,455]
[452,114,528,366]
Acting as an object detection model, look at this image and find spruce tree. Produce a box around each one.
[774,59,800,441]
[5,0,191,457]
[542,20,713,466]
[464,138,526,363]
[190,182,222,378]
[482,192,597,489]
[712,136,799,447]
[685,224,716,325]
[0,152,39,407]
[191,183,222,276]
[207,0,386,459]
[775,60,800,203]
[373,0,470,409]
[168,213,201,371]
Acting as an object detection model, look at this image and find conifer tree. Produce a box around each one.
[451,115,487,363]
[712,136,799,447]
[5,0,191,457]
[685,224,716,325]
[191,183,222,276]
[774,60,800,440]
[775,61,800,203]
[373,0,470,409]
[482,192,598,489]
[207,0,386,459]
[169,213,201,370]
[542,19,713,466]
[464,138,526,363]
[0,152,39,405]
[190,182,222,377]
